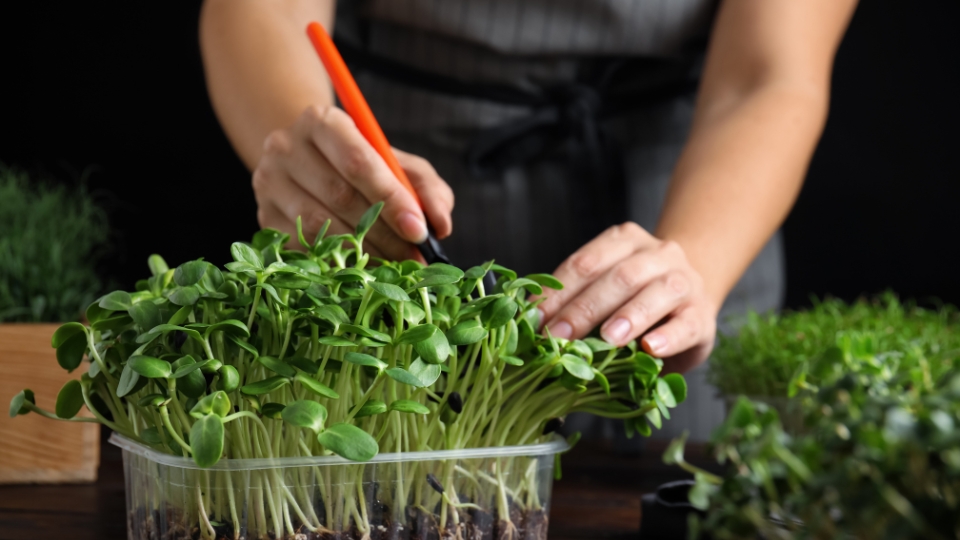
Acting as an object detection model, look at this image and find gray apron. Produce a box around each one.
[336,0,785,442]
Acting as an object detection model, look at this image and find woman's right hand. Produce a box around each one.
[252,105,455,260]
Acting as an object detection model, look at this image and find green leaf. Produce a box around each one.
[526,273,564,290]
[99,290,133,311]
[645,407,662,429]
[504,278,543,296]
[318,422,379,462]
[51,322,86,348]
[662,373,687,404]
[9,389,33,417]
[340,324,392,343]
[414,327,451,364]
[167,305,193,326]
[368,281,411,302]
[260,402,285,419]
[662,432,688,465]
[390,399,430,414]
[128,356,172,379]
[501,355,524,366]
[229,336,260,358]
[252,228,290,250]
[317,336,355,347]
[408,358,442,387]
[489,264,517,281]
[117,364,140,397]
[688,473,718,511]
[272,275,313,290]
[169,356,203,377]
[258,356,297,378]
[419,263,465,279]
[288,356,320,375]
[258,283,285,306]
[174,260,208,287]
[356,202,384,239]
[55,379,83,418]
[56,331,88,372]
[314,305,350,327]
[333,268,373,283]
[385,367,424,387]
[481,296,518,329]
[240,376,290,395]
[296,372,340,399]
[395,324,440,346]
[560,354,595,381]
[148,254,169,277]
[230,242,264,270]
[128,301,162,331]
[464,265,487,280]
[446,320,488,346]
[190,414,225,468]
[413,274,461,289]
[583,337,615,352]
[138,393,166,407]
[354,400,387,418]
[205,320,250,338]
[656,378,677,408]
[344,352,387,370]
[168,285,201,306]
[633,352,663,375]
[218,365,240,393]
[191,391,231,418]
[593,369,611,395]
[282,400,328,432]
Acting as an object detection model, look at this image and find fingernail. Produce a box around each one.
[549,321,572,339]
[644,333,667,355]
[535,309,545,328]
[602,318,631,344]
[397,212,428,243]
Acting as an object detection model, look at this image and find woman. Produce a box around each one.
[200,0,856,440]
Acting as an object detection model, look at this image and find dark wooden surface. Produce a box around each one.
[0,432,709,540]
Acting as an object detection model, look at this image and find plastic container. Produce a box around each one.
[110,433,568,540]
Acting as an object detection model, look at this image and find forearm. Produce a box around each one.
[656,84,828,308]
[200,0,335,170]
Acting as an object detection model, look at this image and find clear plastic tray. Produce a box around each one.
[110,433,568,540]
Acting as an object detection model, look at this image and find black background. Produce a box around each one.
[1,1,957,310]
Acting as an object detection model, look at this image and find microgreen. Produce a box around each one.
[11,201,687,539]
[671,301,960,539]
[0,165,109,323]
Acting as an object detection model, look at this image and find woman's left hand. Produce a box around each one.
[537,222,718,373]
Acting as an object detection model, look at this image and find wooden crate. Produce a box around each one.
[0,323,99,484]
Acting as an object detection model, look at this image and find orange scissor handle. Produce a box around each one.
[306,22,422,208]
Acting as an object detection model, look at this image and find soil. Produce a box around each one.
[129,502,550,540]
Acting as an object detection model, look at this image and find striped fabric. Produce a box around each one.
[334,0,786,443]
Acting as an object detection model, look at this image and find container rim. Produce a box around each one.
[109,433,569,471]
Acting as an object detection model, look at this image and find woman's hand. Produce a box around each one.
[538,223,718,373]
[252,105,454,259]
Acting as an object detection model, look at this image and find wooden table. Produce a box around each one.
[0,431,710,540]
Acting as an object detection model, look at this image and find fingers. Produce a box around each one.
[640,304,717,370]
[271,133,414,258]
[253,166,411,261]
[543,251,670,340]
[539,223,657,325]
[303,106,430,244]
[597,271,692,347]
[396,148,455,239]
